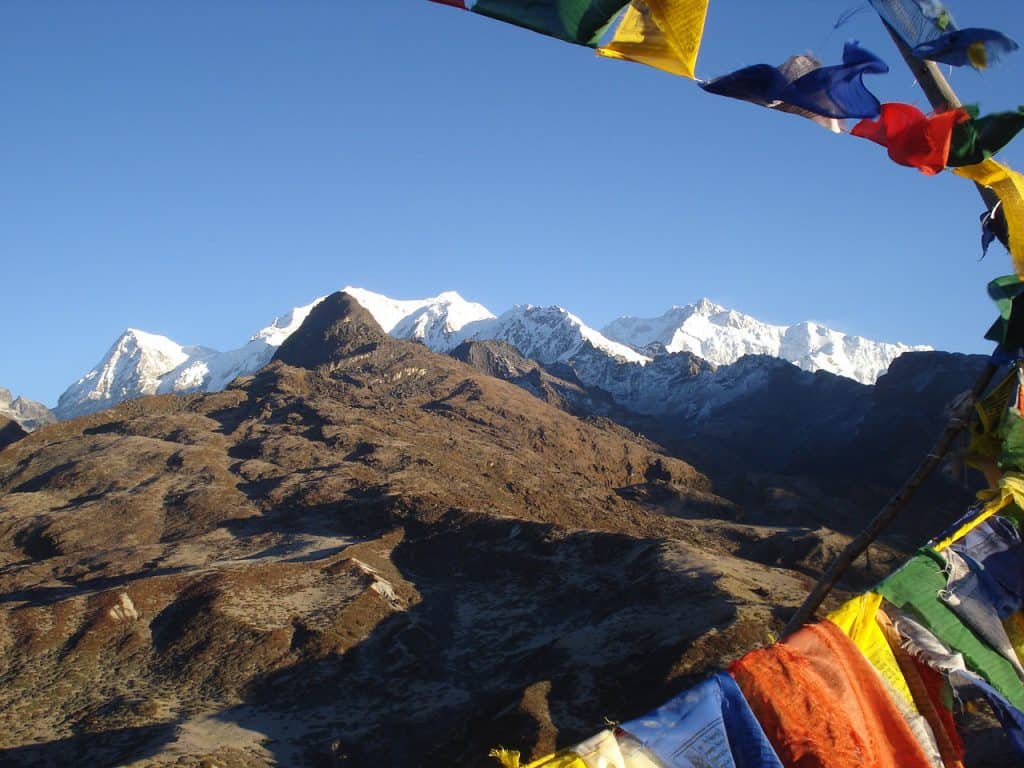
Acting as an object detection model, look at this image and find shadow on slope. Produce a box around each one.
[206,511,749,767]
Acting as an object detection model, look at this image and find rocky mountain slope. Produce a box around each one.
[52,288,924,420]
[0,387,54,432]
[5,292,870,767]
[0,291,1001,766]
[452,342,989,539]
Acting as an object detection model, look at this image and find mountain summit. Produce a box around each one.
[274,292,387,368]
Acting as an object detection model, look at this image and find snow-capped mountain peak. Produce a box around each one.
[473,304,649,366]
[55,328,194,420]
[602,300,929,385]
[253,299,323,346]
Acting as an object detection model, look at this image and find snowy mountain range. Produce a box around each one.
[48,287,928,422]
[601,298,924,385]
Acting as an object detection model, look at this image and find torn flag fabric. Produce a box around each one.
[890,609,1024,760]
[877,611,967,768]
[620,672,783,768]
[851,103,970,175]
[469,0,629,46]
[951,515,1024,618]
[939,546,1024,678]
[597,0,709,80]
[877,550,1024,709]
[729,620,935,768]
[700,41,887,121]
[954,159,1024,277]
[949,106,1024,168]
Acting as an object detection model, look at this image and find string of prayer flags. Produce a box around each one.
[851,103,969,175]
[597,0,709,80]
[949,106,1024,168]
[868,0,1018,71]
[700,41,888,123]
[954,160,1024,277]
[431,0,629,47]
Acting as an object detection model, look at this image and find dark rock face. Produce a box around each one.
[0,416,27,451]
[273,291,388,369]
[451,339,619,417]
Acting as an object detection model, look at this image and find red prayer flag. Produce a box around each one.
[852,102,971,175]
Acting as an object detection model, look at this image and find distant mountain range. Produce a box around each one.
[34,288,927,424]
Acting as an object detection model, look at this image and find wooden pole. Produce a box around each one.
[781,24,1010,637]
[782,361,998,637]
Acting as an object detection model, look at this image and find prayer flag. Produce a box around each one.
[470,0,630,46]
[597,0,709,80]
[701,42,887,122]
[620,672,783,768]
[949,106,1024,168]
[954,160,1024,276]
[852,103,969,175]
[729,620,936,768]
[913,28,1019,70]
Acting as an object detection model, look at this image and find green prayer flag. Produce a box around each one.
[985,274,1024,347]
[471,0,629,46]
[998,405,1024,472]
[949,106,1024,167]
[877,550,1024,710]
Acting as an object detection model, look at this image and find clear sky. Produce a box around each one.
[3,1,1024,406]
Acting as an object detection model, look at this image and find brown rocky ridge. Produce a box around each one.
[0,292,984,766]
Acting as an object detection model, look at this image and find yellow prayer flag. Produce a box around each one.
[932,474,1020,551]
[596,0,708,80]
[827,593,917,709]
[490,748,588,768]
[1004,610,1024,666]
[953,159,1024,277]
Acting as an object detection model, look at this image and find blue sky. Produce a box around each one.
[3,1,1024,406]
